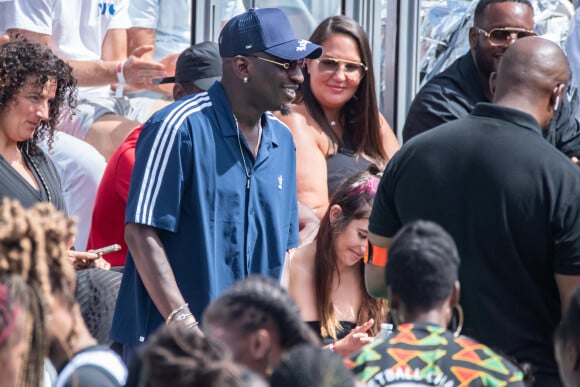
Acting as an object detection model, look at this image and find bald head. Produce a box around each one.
[492,37,568,128]
[494,37,568,100]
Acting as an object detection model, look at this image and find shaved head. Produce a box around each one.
[492,37,568,129]
[494,37,568,100]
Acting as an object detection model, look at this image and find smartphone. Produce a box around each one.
[91,244,122,255]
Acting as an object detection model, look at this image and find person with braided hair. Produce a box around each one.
[203,275,319,379]
[0,198,127,386]
[0,276,38,387]
[126,324,268,387]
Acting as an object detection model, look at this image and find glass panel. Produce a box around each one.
[252,0,342,39]
[380,0,575,136]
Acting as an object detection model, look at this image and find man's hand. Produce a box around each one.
[123,45,166,89]
[572,156,579,166]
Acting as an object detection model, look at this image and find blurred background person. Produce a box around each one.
[350,220,526,386]
[278,15,399,219]
[127,324,267,387]
[270,344,357,387]
[554,287,580,387]
[203,275,319,379]
[0,277,37,387]
[283,170,386,358]
[0,198,127,387]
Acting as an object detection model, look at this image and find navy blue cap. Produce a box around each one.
[219,8,322,60]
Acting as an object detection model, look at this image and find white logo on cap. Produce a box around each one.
[245,44,253,49]
[296,39,308,52]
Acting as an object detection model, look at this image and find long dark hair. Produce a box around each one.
[315,170,387,339]
[297,16,386,164]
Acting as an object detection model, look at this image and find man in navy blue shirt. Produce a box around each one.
[111,8,322,355]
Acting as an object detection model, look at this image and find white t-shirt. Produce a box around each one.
[129,0,245,61]
[5,0,130,61]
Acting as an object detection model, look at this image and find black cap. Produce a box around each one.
[154,41,222,90]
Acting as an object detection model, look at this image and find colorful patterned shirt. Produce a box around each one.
[348,323,525,386]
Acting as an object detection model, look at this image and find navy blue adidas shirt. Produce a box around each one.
[111,82,299,345]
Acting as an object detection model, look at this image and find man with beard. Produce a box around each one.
[402,0,580,163]
[110,8,322,359]
[365,36,580,386]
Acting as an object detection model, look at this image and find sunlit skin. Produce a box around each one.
[245,53,304,114]
[307,33,363,118]
[0,79,56,149]
[334,217,369,270]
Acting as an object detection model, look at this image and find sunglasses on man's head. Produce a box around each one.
[475,26,536,46]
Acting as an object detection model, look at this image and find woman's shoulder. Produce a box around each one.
[290,242,316,272]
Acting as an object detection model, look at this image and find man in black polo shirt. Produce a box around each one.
[403,0,580,163]
[365,37,580,386]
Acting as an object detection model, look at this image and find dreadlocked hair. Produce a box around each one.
[0,199,76,386]
[315,170,387,339]
[0,199,76,302]
[142,324,244,387]
[203,276,320,349]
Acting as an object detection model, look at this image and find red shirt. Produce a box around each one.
[87,125,142,266]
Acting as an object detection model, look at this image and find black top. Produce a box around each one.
[306,320,357,345]
[370,103,580,386]
[402,52,580,158]
[0,147,65,212]
[326,148,372,198]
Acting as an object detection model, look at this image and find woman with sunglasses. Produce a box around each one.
[282,170,387,358]
[278,16,399,220]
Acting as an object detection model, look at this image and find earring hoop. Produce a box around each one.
[452,304,464,338]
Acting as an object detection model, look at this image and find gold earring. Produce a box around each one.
[453,304,464,338]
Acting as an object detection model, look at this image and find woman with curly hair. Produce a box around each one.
[0,39,76,211]
[283,170,388,358]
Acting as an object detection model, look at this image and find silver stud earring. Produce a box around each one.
[243,77,249,84]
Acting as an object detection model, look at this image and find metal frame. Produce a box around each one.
[382,0,420,141]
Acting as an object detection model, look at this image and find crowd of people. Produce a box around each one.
[0,0,579,386]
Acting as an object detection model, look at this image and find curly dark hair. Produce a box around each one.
[0,40,77,152]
